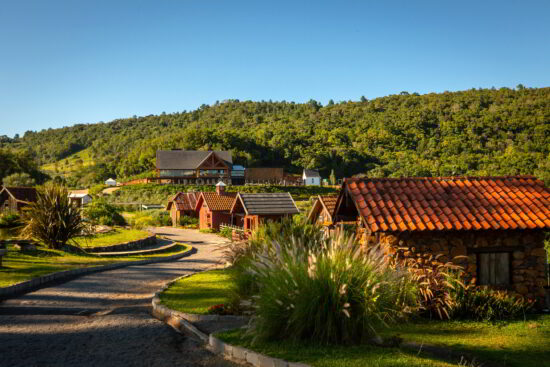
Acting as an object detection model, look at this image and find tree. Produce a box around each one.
[2,172,36,187]
[329,169,336,185]
[20,184,86,250]
[327,99,335,106]
[360,96,367,102]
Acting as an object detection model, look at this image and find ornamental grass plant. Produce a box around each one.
[245,233,419,344]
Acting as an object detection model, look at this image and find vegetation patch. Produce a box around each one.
[217,328,455,367]
[0,243,190,288]
[73,228,151,248]
[159,268,235,315]
[217,316,549,367]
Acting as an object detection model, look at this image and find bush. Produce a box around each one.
[0,212,21,228]
[399,253,465,320]
[179,216,198,227]
[129,209,171,228]
[243,232,419,344]
[83,200,126,226]
[220,226,233,239]
[20,184,86,249]
[451,286,535,321]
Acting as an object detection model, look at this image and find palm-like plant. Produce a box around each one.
[20,184,86,249]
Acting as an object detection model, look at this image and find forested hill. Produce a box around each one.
[1,87,549,186]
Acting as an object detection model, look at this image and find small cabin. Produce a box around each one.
[230,192,300,232]
[105,178,117,186]
[166,192,199,227]
[303,169,321,186]
[332,176,550,306]
[68,192,92,207]
[308,195,338,228]
[0,186,37,213]
[195,182,237,231]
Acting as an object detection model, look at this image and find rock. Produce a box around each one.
[475,237,488,248]
[450,245,467,258]
[513,251,524,260]
[530,248,547,258]
[515,284,529,295]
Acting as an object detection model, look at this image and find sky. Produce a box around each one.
[1,0,549,138]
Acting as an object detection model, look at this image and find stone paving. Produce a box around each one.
[0,228,238,367]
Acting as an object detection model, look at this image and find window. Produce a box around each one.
[478,252,510,286]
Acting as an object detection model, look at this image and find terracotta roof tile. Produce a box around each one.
[200,191,237,211]
[341,176,550,233]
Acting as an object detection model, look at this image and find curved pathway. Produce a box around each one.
[0,228,237,367]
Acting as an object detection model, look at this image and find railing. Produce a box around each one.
[220,223,247,233]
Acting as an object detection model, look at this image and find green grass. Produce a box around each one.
[379,316,550,367]
[217,329,455,367]
[159,268,235,314]
[156,267,549,367]
[217,316,550,367]
[0,243,191,287]
[73,228,150,248]
[41,147,95,175]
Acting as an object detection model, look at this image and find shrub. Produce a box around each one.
[245,233,419,344]
[451,286,535,321]
[83,200,126,226]
[220,226,232,240]
[0,212,21,228]
[20,184,86,249]
[130,213,156,229]
[179,216,198,227]
[399,253,465,320]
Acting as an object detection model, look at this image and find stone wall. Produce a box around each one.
[88,233,156,253]
[359,227,547,304]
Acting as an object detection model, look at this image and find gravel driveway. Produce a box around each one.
[0,228,237,367]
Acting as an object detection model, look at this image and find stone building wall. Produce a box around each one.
[358,226,547,304]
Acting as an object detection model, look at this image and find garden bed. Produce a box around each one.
[0,242,191,288]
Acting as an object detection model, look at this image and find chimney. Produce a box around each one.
[216,181,226,195]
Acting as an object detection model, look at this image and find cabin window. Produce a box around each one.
[478,252,511,286]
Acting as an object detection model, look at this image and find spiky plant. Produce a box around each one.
[20,184,86,249]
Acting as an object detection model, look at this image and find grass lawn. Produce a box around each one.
[217,328,455,367]
[157,267,549,367]
[0,243,190,287]
[379,316,550,367]
[217,316,550,367]
[159,268,235,314]
[73,228,150,248]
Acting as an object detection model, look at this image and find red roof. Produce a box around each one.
[342,176,550,233]
[167,192,200,211]
[198,191,237,211]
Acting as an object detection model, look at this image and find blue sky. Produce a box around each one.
[1,0,549,138]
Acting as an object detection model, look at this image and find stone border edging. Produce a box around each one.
[84,233,157,253]
[152,272,310,367]
[91,241,180,256]
[0,246,196,300]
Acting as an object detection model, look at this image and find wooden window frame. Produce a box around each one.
[471,249,515,286]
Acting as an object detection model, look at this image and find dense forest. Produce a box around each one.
[1,87,549,187]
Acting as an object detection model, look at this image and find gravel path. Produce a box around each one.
[0,228,238,367]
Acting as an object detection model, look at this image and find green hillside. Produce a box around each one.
[1,87,549,187]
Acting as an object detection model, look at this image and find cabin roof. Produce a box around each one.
[167,192,200,211]
[198,191,237,212]
[303,169,320,178]
[231,193,299,215]
[339,176,550,233]
[156,150,232,170]
[0,186,38,203]
[308,195,338,223]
